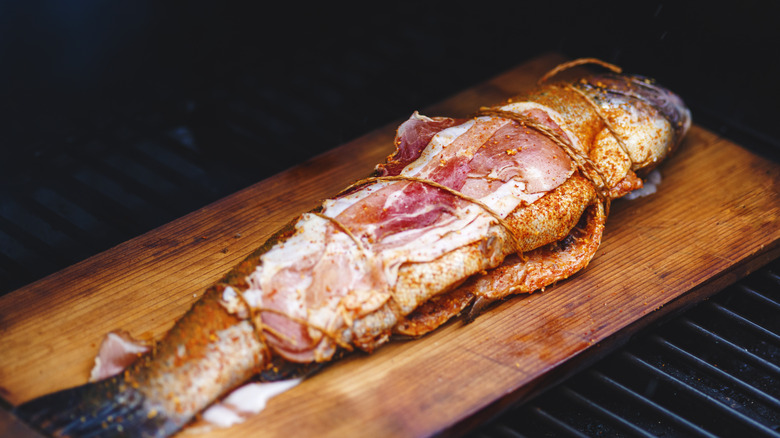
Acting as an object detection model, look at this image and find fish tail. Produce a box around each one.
[14,374,177,438]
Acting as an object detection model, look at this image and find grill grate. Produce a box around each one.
[469,260,780,437]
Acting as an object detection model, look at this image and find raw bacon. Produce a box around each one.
[377,112,464,177]
[251,109,579,362]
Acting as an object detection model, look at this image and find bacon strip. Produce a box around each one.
[242,109,578,362]
[376,112,464,177]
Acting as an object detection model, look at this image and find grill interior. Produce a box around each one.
[2,1,778,294]
[1,1,778,436]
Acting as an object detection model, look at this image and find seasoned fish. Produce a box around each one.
[15,59,691,437]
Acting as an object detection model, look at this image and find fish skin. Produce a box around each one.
[14,61,691,438]
[126,287,265,429]
[14,286,267,437]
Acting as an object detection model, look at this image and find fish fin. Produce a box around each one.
[394,288,475,336]
[464,294,498,323]
[14,375,177,438]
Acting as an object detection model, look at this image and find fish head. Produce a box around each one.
[576,73,692,174]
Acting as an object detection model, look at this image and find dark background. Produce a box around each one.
[0,0,778,293]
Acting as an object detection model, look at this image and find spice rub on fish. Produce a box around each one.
[15,59,691,437]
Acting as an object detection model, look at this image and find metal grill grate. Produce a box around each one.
[469,260,780,437]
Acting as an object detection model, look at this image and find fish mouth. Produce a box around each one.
[581,73,692,148]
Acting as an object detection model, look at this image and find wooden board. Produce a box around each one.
[1,53,779,438]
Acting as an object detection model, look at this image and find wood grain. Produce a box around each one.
[1,53,778,438]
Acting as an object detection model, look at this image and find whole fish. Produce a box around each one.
[15,58,691,437]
